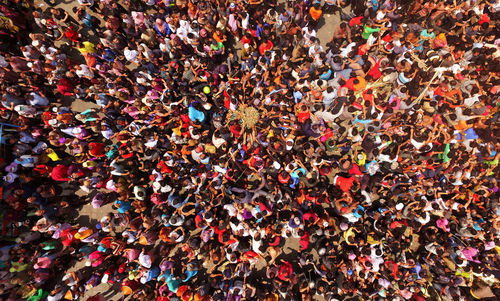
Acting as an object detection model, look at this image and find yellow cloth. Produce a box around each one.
[78,41,96,54]
[367,235,380,245]
[204,144,216,154]
[47,148,60,161]
[173,127,182,136]
[9,262,28,273]
[357,152,367,166]
[344,228,355,243]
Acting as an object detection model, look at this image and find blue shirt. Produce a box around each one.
[114,200,131,214]
[154,22,172,37]
[188,105,205,123]
[464,128,478,140]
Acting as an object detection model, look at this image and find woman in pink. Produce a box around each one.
[131,11,145,27]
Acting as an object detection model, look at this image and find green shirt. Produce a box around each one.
[420,29,436,40]
[438,144,450,163]
[41,240,58,250]
[210,42,224,51]
[362,25,380,39]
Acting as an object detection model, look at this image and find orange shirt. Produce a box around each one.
[213,32,224,43]
[353,76,367,91]
[310,7,322,20]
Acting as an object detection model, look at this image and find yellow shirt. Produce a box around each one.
[367,235,380,245]
[47,148,60,161]
[344,228,355,243]
[78,41,96,54]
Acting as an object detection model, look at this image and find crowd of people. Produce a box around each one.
[0,0,499,300]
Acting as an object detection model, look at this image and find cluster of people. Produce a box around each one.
[1,0,499,300]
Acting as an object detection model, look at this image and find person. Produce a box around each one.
[309,3,323,28]
[0,0,498,300]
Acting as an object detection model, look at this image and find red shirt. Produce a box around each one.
[51,164,70,181]
[334,176,355,192]
[229,124,242,137]
[241,36,253,45]
[303,212,318,223]
[299,231,309,250]
[278,261,293,281]
[65,26,79,42]
[89,142,106,157]
[348,164,363,176]
[344,78,357,91]
[297,111,310,123]
[258,40,273,56]
[60,229,78,246]
[349,16,363,27]
[57,78,74,96]
[278,173,290,184]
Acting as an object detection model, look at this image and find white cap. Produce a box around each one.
[396,203,404,211]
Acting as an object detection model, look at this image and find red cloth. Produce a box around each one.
[195,214,203,228]
[362,93,375,106]
[299,231,309,250]
[65,26,79,42]
[245,250,259,260]
[479,14,490,25]
[51,164,70,181]
[344,78,357,91]
[57,78,74,96]
[349,16,363,27]
[89,142,106,157]
[268,236,281,247]
[348,164,363,176]
[60,229,78,246]
[258,40,273,56]
[335,176,355,192]
[302,212,318,223]
[229,124,242,137]
[157,160,173,174]
[278,173,290,184]
[241,35,252,45]
[278,261,293,281]
[297,111,310,123]
[34,164,53,175]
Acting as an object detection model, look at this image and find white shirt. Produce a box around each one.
[224,204,237,216]
[139,252,152,268]
[101,126,114,140]
[76,64,93,79]
[464,94,480,107]
[28,92,49,107]
[47,292,64,301]
[340,42,356,57]
[124,49,139,62]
